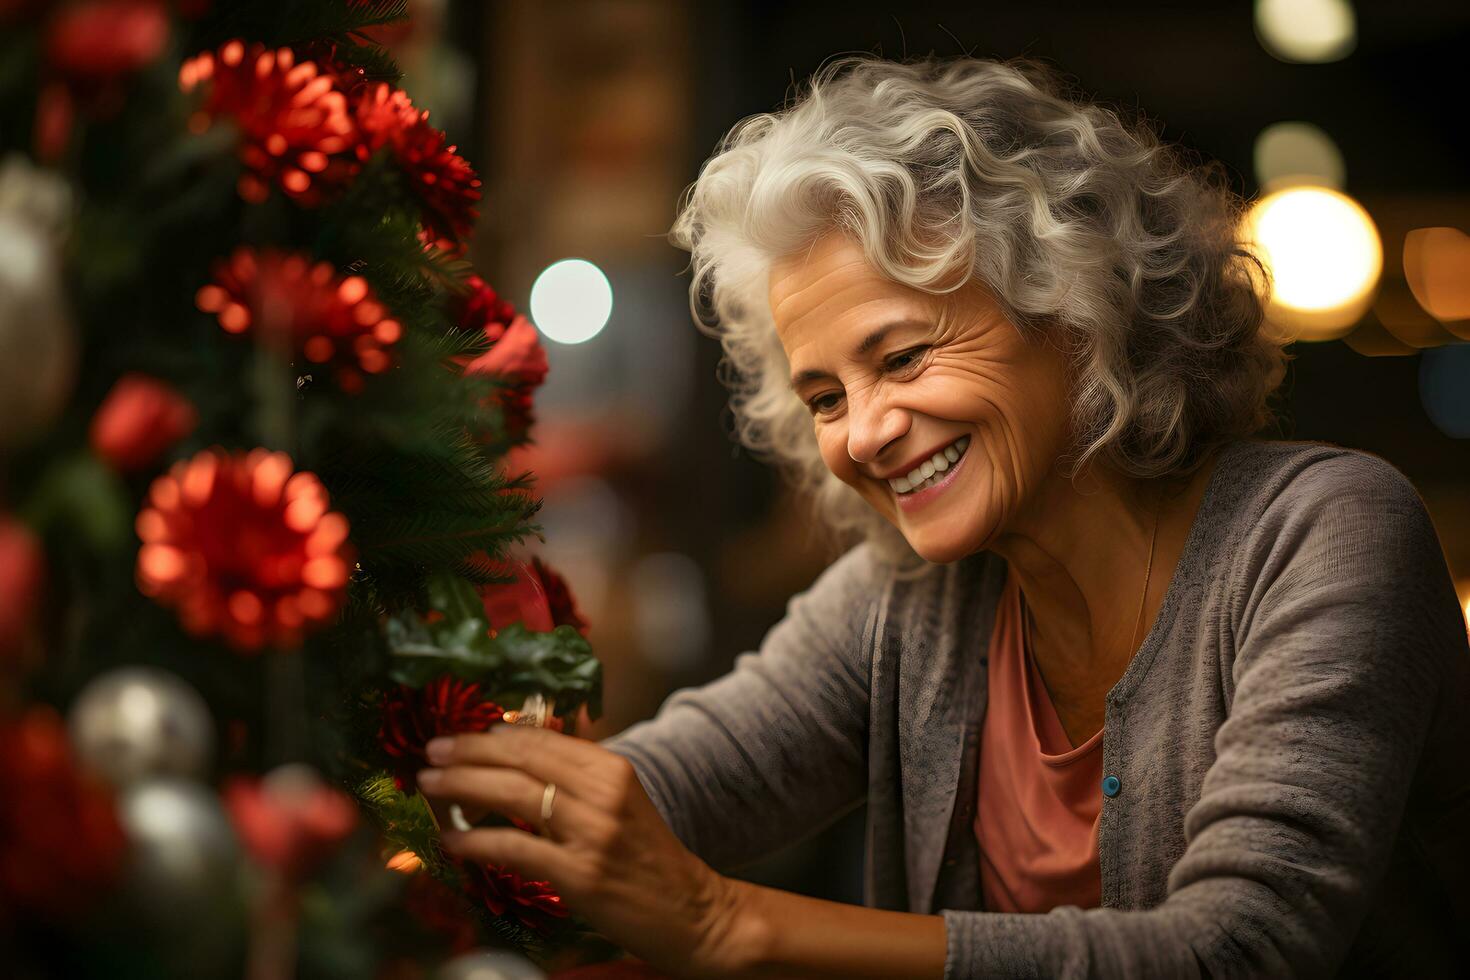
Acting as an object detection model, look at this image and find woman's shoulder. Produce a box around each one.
[1218,438,1452,620]
[1219,437,1428,536]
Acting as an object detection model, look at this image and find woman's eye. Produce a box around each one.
[886,347,927,372]
[808,392,843,415]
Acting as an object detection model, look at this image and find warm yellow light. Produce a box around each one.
[1254,121,1345,191]
[1403,227,1470,333]
[386,849,422,874]
[1243,186,1382,341]
[1255,0,1356,64]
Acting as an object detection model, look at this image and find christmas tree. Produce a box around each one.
[0,2,609,976]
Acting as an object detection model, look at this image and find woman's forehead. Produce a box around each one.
[769,235,921,339]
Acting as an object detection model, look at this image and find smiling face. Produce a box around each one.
[770,232,1075,563]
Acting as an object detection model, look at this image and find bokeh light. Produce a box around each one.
[1254,121,1346,191]
[1404,227,1470,337]
[1255,0,1357,64]
[529,258,613,345]
[1418,343,1470,439]
[1243,186,1382,341]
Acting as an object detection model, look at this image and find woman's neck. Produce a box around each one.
[989,450,1221,701]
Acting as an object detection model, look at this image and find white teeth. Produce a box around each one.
[888,436,970,496]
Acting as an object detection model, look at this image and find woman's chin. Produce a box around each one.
[903,531,978,565]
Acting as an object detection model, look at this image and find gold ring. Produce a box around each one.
[540,781,557,829]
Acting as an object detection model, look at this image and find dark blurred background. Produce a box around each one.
[388,0,1470,906]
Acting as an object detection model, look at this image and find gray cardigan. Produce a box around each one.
[603,438,1470,978]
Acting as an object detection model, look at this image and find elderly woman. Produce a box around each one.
[417,56,1470,978]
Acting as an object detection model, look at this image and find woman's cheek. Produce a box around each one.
[816,423,858,484]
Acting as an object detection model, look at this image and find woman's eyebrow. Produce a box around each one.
[789,318,930,388]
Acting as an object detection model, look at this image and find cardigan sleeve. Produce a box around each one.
[600,542,883,873]
[941,453,1467,979]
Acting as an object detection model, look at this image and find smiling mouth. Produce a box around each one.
[887,435,970,495]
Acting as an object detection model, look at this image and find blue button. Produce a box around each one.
[1101,775,1121,798]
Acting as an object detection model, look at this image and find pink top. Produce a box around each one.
[975,571,1104,913]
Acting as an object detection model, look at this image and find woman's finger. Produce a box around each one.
[440,826,575,887]
[427,724,603,790]
[418,764,593,838]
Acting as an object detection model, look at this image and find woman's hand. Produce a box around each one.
[417,725,750,978]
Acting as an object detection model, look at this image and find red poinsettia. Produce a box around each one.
[353,82,481,252]
[223,766,358,879]
[179,40,359,206]
[0,707,126,923]
[89,373,197,473]
[134,448,354,652]
[379,676,505,793]
[460,859,569,935]
[196,247,402,393]
[460,314,549,445]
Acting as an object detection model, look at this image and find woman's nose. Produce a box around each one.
[846,391,908,465]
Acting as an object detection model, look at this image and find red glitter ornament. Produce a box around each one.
[196,247,402,393]
[379,676,504,793]
[0,516,45,665]
[460,859,569,935]
[473,558,554,634]
[89,373,198,473]
[531,557,588,635]
[134,448,354,652]
[179,40,359,206]
[46,0,169,80]
[353,82,481,252]
[455,275,518,335]
[460,314,548,445]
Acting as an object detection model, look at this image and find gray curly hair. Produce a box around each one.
[669,54,1288,549]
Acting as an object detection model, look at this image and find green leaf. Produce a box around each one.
[355,772,447,875]
[492,624,603,721]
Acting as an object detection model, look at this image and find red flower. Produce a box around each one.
[353,82,481,252]
[134,448,354,652]
[0,517,45,665]
[460,315,548,445]
[0,707,126,923]
[89,373,197,473]
[531,557,588,635]
[460,859,569,935]
[454,275,518,335]
[223,766,358,879]
[379,676,504,793]
[46,1,168,79]
[179,40,359,206]
[196,247,402,393]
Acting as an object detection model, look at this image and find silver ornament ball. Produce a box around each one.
[0,155,77,450]
[437,949,547,980]
[69,666,215,787]
[119,777,240,915]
